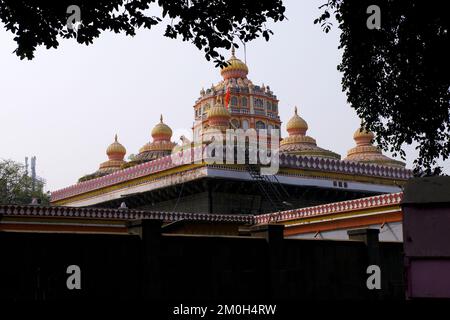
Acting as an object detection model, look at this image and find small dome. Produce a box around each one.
[151,115,173,140]
[207,97,231,119]
[353,127,374,139]
[106,134,126,158]
[345,127,405,168]
[286,107,308,135]
[220,47,249,80]
[353,127,375,146]
[98,134,127,173]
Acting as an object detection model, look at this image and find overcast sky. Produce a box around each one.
[1,0,448,192]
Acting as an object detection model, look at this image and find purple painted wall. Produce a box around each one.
[402,176,450,299]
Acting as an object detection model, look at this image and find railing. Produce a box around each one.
[230,108,250,114]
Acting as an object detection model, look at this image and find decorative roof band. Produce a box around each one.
[255,192,404,224]
[0,204,255,224]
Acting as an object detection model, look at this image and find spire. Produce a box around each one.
[160,114,163,123]
[231,45,235,57]
[114,134,118,142]
[294,106,298,115]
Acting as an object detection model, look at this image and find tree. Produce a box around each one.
[0,159,50,205]
[0,0,285,66]
[316,0,449,175]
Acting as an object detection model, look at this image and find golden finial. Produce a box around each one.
[294,106,298,115]
[160,114,163,123]
[115,134,118,142]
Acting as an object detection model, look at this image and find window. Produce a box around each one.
[254,98,264,108]
[256,121,266,130]
[241,97,247,107]
[231,96,238,106]
[242,120,249,130]
[267,101,272,111]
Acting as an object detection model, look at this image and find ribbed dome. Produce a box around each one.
[353,127,374,139]
[220,47,249,80]
[98,134,127,172]
[286,107,308,135]
[345,127,405,168]
[151,115,173,140]
[353,127,375,146]
[207,98,231,119]
[106,134,126,158]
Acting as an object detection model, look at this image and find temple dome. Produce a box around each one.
[353,128,375,145]
[207,98,231,119]
[286,107,308,135]
[151,115,173,140]
[99,135,127,170]
[78,135,127,182]
[124,115,177,166]
[220,47,249,80]
[106,134,126,159]
[280,107,340,160]
[345,127,405,168]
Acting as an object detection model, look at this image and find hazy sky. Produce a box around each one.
[1,0,448,192]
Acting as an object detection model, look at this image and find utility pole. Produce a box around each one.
[31,156,36,192]
[25,157,29,176]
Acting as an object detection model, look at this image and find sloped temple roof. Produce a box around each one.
[50,146,412,206]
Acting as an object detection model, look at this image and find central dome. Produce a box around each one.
[220,47,249,80]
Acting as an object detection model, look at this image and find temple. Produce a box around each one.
[44,49,412,239]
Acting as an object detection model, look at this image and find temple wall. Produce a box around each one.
[133,190,357,215]
[138,191,211,213]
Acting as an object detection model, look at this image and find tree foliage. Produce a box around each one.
[0,159,50,205]
[0,0,285,66]
[316,0,449,175]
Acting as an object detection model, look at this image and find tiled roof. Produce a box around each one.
[0,204,255,224]
[3,192,405,226]
[255,192,403,224]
